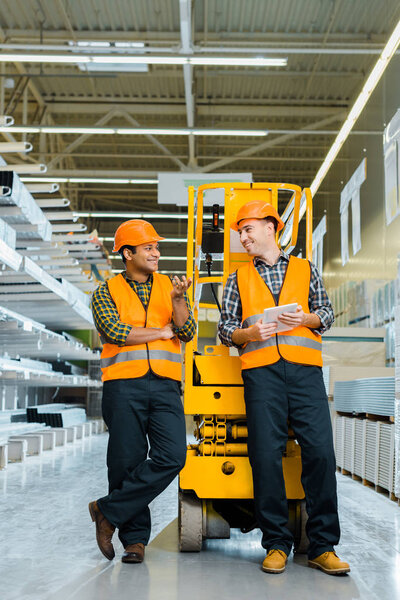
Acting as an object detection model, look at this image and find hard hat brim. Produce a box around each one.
[231,217,284,232]
[113,234,165,252]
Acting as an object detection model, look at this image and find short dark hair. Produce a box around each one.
[264,216,278,232]
[119,244,136,264]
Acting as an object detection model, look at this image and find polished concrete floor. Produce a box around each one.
[1,433,400,600]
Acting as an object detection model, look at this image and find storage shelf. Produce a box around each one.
[0,306,100,361]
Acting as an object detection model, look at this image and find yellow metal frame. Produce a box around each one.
[181,181,313,500]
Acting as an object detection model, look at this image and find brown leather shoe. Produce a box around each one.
[308,551,350,575]
[262,549,288,573]
[122,543,145,564]
[88,501,116,561]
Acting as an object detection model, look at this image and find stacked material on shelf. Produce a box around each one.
[27,403,86,428]
[334,415,396,496]
[322,327,386,368]
[334,377,395,416]
[0,171,52,241]
[330,280,387,328]
[0,356,102,388]
[322,365,394,396]
[395,305,400,497]
[371,279,400,326]
[0,305,100,361]
[51,229,112,283]
[0,216,16,248]
[0,219,94,328]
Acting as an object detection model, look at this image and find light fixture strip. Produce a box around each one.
[20,177,158,184]
[109,255,220,261]
[99,236,188,242]
[0,52,287,67]
[4,125,268,137]
[279,19,400,250]
[310,18,400,198]
[74,211,221,220]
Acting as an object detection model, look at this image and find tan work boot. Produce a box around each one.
[88,500,116,560]
[262,549,288,573]
[122,543,145,564]
[308,551,350,575]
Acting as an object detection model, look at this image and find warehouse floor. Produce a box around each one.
[1,434,399,600]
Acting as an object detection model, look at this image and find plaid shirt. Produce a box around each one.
[218,250,334,347]
[92,272,196,346]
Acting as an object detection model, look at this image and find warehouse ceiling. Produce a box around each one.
[0,0,400,260]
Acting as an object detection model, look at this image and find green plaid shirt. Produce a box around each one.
[92,272,196,346]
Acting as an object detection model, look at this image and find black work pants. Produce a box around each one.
[97,372,187,548]
[242,359,340,560]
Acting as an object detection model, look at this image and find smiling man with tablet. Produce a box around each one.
[218,197,349,576]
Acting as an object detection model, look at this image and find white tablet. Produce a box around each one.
[263,303,298,333]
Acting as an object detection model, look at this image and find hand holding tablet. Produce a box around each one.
[263,303,299,333]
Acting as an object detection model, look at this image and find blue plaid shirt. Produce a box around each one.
[218,250,334,347]
[92,272,196,346]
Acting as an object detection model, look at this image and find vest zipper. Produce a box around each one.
[128,274,153,375]
[253,257,290,359]
[144,279,153,374]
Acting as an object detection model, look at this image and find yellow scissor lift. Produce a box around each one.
[179,182,314,552]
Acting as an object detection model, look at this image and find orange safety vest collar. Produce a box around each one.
[236,256,323,369]
[100,273,181,382]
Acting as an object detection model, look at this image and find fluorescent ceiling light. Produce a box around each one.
[0,52,287,68]
[115,128,189,136]
[75,212,222,220]
[0,53,91,63]
[2,125,268,137]
[75,212,189,219]
[112,269,223,275]
[192,129,267,136]
[280,19,400,249]
[190,57,287,67]
[41,126,114,134]
[110,255,222,261]
[20,177,158,185]
[6,126,41,133]
[99,236,187,242]
[309,18,400,199]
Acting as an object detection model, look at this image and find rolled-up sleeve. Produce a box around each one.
[91,282,132,346]
[218,272,243,347]
[173,292,196,342]
[309,262,334,334]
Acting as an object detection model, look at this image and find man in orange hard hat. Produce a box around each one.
[218,198,350,576]
[89,219,195,564]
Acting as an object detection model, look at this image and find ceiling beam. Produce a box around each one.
[118,110,187,171]
[3,29,387,48]
[3,29,390,45]
[46,109,119,169]
[199,113,345,172]
[25,95,350,107]
[179,0,196,168]
[3,68,365,80]
[10,102,346,116]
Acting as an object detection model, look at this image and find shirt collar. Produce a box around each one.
[123,271,153,284]
[254,249,290,267]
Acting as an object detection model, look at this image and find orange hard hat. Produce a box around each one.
[113,219,165,252]
[231,200,284,232]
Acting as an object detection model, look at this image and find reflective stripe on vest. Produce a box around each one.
[100,273,181,382]
[101,349,182,368]
[236,256,323,368]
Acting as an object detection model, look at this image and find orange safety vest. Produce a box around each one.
[100,273,181,382]
[236,256,322,369]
